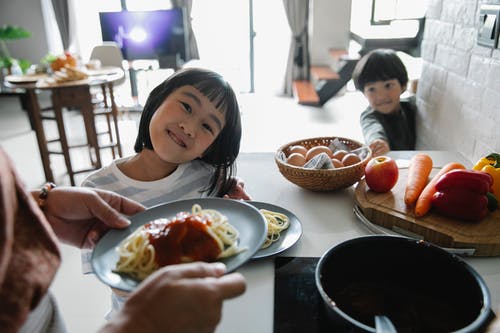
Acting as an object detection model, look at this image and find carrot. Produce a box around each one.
[414,162,466,217]
[404,153,433,205]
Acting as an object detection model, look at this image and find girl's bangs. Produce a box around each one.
[192,80,230,112]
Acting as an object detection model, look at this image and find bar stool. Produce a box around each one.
[92,82,123,160]
[42,82,122,185]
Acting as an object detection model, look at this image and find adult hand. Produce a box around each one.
[369,139,390,157]
[102,262,246,333]
[223,177,252,200]
[37,187,145,248]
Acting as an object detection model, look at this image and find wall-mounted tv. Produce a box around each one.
[99,9,189,66]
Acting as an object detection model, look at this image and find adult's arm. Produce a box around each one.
[100,262,246,333]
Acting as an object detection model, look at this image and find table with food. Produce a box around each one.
[85,136,500,333]
[2,51,124,184]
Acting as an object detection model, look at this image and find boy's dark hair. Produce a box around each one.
[134,67,242,197]
[352,49,408,91]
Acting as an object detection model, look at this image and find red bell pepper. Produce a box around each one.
[431,169,494,222]
[432,189,489,221]
[435,169,493,194]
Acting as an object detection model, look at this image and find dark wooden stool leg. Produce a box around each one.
[25,90,55,182]
[108,83,123,157]
[51,92,75,186]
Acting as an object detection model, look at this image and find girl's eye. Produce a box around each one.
[385,82,394,89]
[202,123,215,135]
[366,86,376,94]
[181,102,192,113]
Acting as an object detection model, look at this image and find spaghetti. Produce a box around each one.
[114,204,243,280]
[259,209,290,249]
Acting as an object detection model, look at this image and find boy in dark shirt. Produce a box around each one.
[352,49,416,156]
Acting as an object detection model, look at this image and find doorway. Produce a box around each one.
[191,0,289,94]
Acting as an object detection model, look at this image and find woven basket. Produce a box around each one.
[275,136,372,191]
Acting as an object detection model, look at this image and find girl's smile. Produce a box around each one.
[167,128,187,148]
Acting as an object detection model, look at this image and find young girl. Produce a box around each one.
[352,49,417,157]
[81,67,250,317]
[82,67,250,204]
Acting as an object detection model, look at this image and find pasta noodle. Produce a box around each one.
[260,209,290,249]
[114,204,244,280]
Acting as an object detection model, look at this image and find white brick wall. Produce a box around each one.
[416,0,500,163]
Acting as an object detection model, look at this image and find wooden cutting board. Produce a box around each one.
[354,167,500,256]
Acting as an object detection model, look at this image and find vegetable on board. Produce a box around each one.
[473,153,500,204]
[404,153,433,205]
[431,169,496,221]
[414,162,465,217]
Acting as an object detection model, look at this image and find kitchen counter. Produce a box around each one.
[50,151,499,333]
[217,151,499,333]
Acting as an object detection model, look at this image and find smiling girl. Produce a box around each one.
[80,68,250,318]
[81,67,250,207]
[352,49,417,157]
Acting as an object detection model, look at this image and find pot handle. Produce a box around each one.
[375,315,397,333]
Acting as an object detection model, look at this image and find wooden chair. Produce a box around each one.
[41,82,122,186]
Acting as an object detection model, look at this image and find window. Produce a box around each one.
[73,1,289,94]
[371,0,429,25]
[350,0,426,42]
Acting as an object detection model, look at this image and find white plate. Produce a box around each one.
[248,201,303,259]
[5,74,48,84]
[91,198,267,292]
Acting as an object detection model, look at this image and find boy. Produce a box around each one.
[352,49,416,157]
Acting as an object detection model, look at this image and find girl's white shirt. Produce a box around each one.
[80,155,215,208]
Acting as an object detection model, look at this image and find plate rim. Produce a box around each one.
[91,197,267,291]
[5,73,48,83]
[247,200,303,259]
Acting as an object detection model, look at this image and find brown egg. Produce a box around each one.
[342,153,361,166]
[332,149,348,161]
[331,158,344,168]
[305,145,333,161]
[287,153,306,167]
[289,145,307,157]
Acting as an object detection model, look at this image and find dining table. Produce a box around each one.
[2,66,124,185]
[214,150,500,333]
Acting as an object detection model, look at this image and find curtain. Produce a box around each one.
[51,0,70,50]
[171,0,199,60]
[282,0,310,96]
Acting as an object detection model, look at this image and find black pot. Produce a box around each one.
[315,235,493,333]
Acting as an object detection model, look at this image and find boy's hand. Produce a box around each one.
[369,139,390,157]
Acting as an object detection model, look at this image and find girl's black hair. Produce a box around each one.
[352,49,408,91]
[134,67,242,197]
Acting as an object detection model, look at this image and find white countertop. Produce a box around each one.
[50,151,499,333]
[216,151,499,333]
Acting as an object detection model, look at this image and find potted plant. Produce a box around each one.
[0,24,31,76]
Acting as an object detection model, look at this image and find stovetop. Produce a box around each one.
[273,256,352,333]
[273,257,496,333]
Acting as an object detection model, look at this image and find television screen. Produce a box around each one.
[99,9,188,63]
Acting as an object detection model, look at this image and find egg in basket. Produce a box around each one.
[275,136,371,191]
